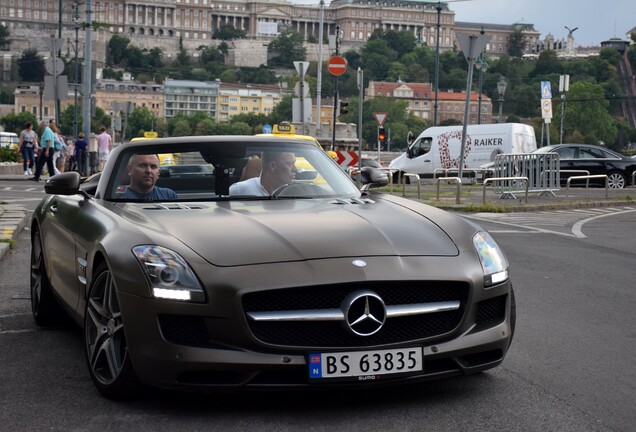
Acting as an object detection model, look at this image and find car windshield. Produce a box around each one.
[105,137,361,202]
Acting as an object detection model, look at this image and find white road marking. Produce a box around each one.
[464,207,636,239]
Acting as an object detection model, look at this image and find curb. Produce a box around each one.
[0,204,29,262]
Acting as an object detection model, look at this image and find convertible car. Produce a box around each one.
[30,135,515,399]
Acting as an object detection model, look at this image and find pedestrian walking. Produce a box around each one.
[18,121,38,176]
[74,132,88,175]
[30,120,55,182]
[97,126,112,171]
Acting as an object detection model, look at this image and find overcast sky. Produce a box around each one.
[291,0,634,47]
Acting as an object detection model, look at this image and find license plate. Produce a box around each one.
[308,347,423,380]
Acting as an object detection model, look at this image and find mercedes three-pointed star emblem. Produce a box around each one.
[342,290,387,336]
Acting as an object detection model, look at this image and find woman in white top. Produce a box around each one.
[19,122,38,175]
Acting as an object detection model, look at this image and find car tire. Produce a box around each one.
[30,228,63,326]
[84,261,141,399]
[607,171,626,189]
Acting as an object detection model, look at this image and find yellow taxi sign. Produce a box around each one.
[273,123,295,134]
[143,131,158,139]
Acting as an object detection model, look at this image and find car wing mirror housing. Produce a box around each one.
[44,172,84,196]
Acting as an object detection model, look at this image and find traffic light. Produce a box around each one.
[378,126,387,150]
[378,126,386,142]
[339,100,349,115]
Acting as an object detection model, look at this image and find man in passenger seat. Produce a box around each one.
[229,151,297,196]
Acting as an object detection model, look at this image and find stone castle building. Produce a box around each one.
[1,0,543,69]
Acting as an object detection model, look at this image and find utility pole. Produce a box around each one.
[331,25,341,151]
[315,0,324,137]
[82,0,93,173]
[73,2,80,140]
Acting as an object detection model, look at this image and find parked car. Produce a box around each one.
[533,144,636,189]
[349,157,390,186]
[31,135,515,399]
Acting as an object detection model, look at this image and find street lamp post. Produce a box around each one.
[497,76,507,123]
[475,54,488,124]
[73,7,80,140]
[559,74,569,144]
[433,2,442,126]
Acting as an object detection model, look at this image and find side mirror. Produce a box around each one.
[44,172,82,196]
[406,131,414,145]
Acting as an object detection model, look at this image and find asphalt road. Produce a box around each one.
[0,188,634,431]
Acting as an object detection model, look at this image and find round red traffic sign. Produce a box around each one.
[327,56,348,76]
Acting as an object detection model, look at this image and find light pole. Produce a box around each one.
[433,2,442,126]
[72,6,80,140]
[497,76,507,123]
[475,54,488,124]
[559,74,569,144]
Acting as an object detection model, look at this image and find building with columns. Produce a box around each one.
[0,0,540,59]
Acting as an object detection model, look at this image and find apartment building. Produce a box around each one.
[218,82,285,122]
[163,78,219,119]
[95,77,164,118]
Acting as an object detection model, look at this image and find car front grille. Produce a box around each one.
[242,281,469,348]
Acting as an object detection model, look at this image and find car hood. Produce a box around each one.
[116,198,459,266]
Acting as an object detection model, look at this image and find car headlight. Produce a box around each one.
[472,232,509,287]
[132,245,205,302]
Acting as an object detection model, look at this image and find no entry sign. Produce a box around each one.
[327,56,348,76]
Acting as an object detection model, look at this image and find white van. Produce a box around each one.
[389,123,537,177]
[0,131,19,150]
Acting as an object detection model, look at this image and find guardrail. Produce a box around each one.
[436,177,462,204]
[540,169,590,186]
[565,175,608,198]
[402,173,421,199]
[483,177,529,204]
[433,168,494,184]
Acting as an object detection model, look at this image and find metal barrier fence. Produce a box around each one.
[433,168,494,184]
[492,153,560,196]
[565,175,609,198]
[483,177,528,204]
[436,177,462,204]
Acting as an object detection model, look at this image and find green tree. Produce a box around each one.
[168,117,192,137]
[0,111,38,134]
[125,107,157,140]
[212,24,247,40]
[530,50,562,78]
[268,94,293,125]
[17,48,45,82]
[59,104,82,136]
[176,48,191,66]
[507,30,525,58]
[108,35,131,66]
[194,118,216,135]
[0,87,14,104]
[562,81,617,145]
[0,24,9,50]
[268,30,307,67]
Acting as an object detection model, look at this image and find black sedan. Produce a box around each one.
[534,144,636,189]
[31,135,515,399]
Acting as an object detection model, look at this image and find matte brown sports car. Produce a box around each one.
[30,136,515,399]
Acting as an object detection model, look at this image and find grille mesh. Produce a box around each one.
[242,281,469,348]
